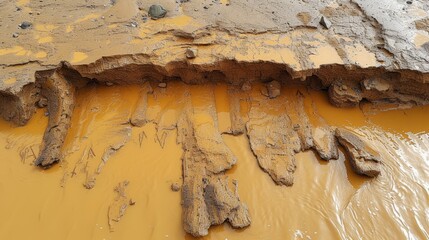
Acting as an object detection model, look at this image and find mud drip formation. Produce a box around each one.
[35,70,76,168]
[178,102,250,236]
[2,58,428,236]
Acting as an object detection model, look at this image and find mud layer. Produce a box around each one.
[0,83,428,239]
[1,0,429,238]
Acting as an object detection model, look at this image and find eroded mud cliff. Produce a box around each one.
[0,0,428,238]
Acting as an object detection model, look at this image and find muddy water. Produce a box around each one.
[0,83,428,239]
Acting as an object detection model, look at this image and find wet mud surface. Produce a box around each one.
[1,0,429,239]
[0,82,428,239]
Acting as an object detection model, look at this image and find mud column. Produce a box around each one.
[35,70,75,168]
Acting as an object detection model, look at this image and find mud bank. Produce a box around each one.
[1,56,429,236]
[0,75,398,237]
[1,0,429,238]
[0,83,428,239]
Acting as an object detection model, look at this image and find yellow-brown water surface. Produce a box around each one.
[0,83,428,239]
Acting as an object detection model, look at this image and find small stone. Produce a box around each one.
[406,0,412,4]
[340,85,348,91]
[203,6,209,9]
[266,80,281,99]
[12,33,19,38]
[19,21,32,29]
[129,21,138,27]
[106,81,114,86]
[37,97,48,108]
[293,124,300,131]
[16,7,22,11]
[319,16,332,29]
[241,82,251,91]
[171,183,180,192]
[129,199,136,205]
[185,47,198,59]
[158,82,167,88]
[148,4,167,20]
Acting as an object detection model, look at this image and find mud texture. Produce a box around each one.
[177,100,250,237]
[34,69,76,167]
[0,0,426,237]
[130,82,153,127]
[335,128,381,177]
[312,126,339,161]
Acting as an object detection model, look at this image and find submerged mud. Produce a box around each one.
[0,83,428,239]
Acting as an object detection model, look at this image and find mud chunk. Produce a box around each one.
[247,112,299,186]
[228,88,245,135]
[19,21,32,29]
[312,127,338,160]
[241,82,251,91]
[148,5,167,20]
[130,83,153,127]
[171,182,181,192]
[320,16,332,29]
[34,71,75,168]
[108,181,130,232]
[178,104,250,237]
[266,80,281,99]
[335,128,381,177]
[185,47,198,59]
[328,81,362,107]
[361,78,391,92]
[36,97,48,108]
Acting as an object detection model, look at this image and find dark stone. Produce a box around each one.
[148,5,167,20]
[19,21,32,29]
[319,16,332,29]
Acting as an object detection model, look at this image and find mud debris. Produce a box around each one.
[34,71,76,167]
[227,87,246,135]
[328,81,362,107]
[267,80,281,99]
[178,100,250,237]
[241,82,252,91]
[171,182,181,192]
[312,126,339,160]
[335,128,381,177]
[130,83,153,127]
[108,181,131,232]
[36,97,48,108]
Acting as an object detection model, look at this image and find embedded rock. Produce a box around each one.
[266,80,281,99]
[329,81,362,107]
[185,48,198,59]
[148,5,167,20]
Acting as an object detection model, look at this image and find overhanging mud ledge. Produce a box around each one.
[2,55,429,127]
